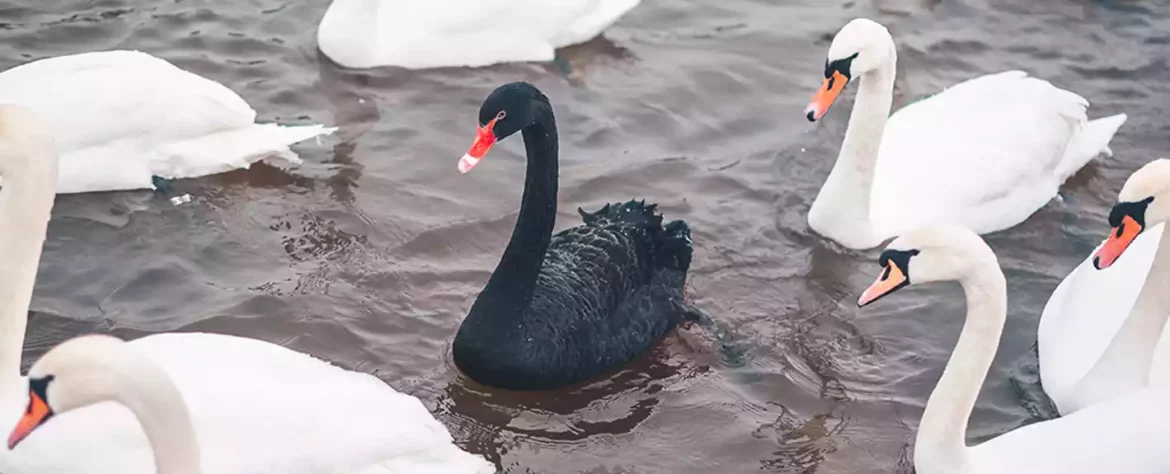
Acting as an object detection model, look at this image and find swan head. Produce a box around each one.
[1094,158,1170,269]
[459,82,546,174]
[806,18,895,121]
[858,224,997,306]
[8,335,130,450]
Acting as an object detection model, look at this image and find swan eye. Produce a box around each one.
[495,111,506,121]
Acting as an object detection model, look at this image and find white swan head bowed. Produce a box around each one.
[806,18,896,122]
[7,335,200,474]
[857,224,999,306]
[1094,158,1170,269]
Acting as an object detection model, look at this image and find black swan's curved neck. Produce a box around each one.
[478,97,558,309]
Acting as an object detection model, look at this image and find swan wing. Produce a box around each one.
[0,51,255,152]
[0,51,333,193]
[968,386,1170,473]
[4,333,493,474]
[870,71,1090,237]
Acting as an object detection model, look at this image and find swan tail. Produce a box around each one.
[152,124,337,179]
[577,198,665,228]
[1055,113,1127,181]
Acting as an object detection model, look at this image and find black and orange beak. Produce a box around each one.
[858,260,910,307]
[805,70,849,122]
[8,389,53,450]
[1093,214,1142,270]
[458,116,501,174]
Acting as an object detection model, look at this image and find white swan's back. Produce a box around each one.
[6,333,494,474]
[871,70,1124,238]
[317,0,641,69]
[0,51,336,194]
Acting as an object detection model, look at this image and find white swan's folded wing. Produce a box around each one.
[0,51,255,152]
[871,71,1088,236]
[0,51,334,193]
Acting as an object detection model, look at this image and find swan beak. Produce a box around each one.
[8,390,53,450]
[459,119,499,174]
[1093,215,1142,270]
[858,261,909,307]
[805,70,849,122]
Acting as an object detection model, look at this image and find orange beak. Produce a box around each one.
[858,261,909,307]
[805,70,849,122]
[8,389,53,450]
[458,116,500,174]
[1093,215,1142,270]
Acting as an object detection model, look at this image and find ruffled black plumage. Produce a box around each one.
[452,83,697,390]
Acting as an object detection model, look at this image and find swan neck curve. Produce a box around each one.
[473,98,558,314]
[808,43,896,249]
[0,146,57,389]
[915,266,1007,471]
[1079,224,1170,399]
[111,354,203,474]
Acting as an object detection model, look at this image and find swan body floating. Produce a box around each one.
[806,18,1127,250]
[859,225,1170,474]
[451,82,699,390]
[1039,158,1170,414]
[0,105,491,474]
[317,0,641,69]
[0,50,335,194]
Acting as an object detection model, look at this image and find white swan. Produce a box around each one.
[1038,158,1170,414]
[858,224,1170,473]
[316,0,640,69]
[0,50,336,194]
[805,18,1127,250]
[0,105,491,473]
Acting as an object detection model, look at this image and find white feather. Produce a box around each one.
[0,50,336,194]
[317,0,641,69]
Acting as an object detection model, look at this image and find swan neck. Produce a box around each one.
[0,160,56,388]
[1080,224,1170,398]
[808,51,896,249]
[114,356,202,474]
[915,267,1006,470]
[1127,224,1170,349]
[474,98,558,311]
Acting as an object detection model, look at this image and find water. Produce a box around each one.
[7,0,1170,472]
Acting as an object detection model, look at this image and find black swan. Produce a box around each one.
[452,82,700,390]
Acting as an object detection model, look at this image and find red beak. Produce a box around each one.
[458,117,499,174]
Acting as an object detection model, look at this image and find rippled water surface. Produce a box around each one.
[6,0,1170,472]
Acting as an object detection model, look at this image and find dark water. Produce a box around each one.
[4,0,1169,472]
